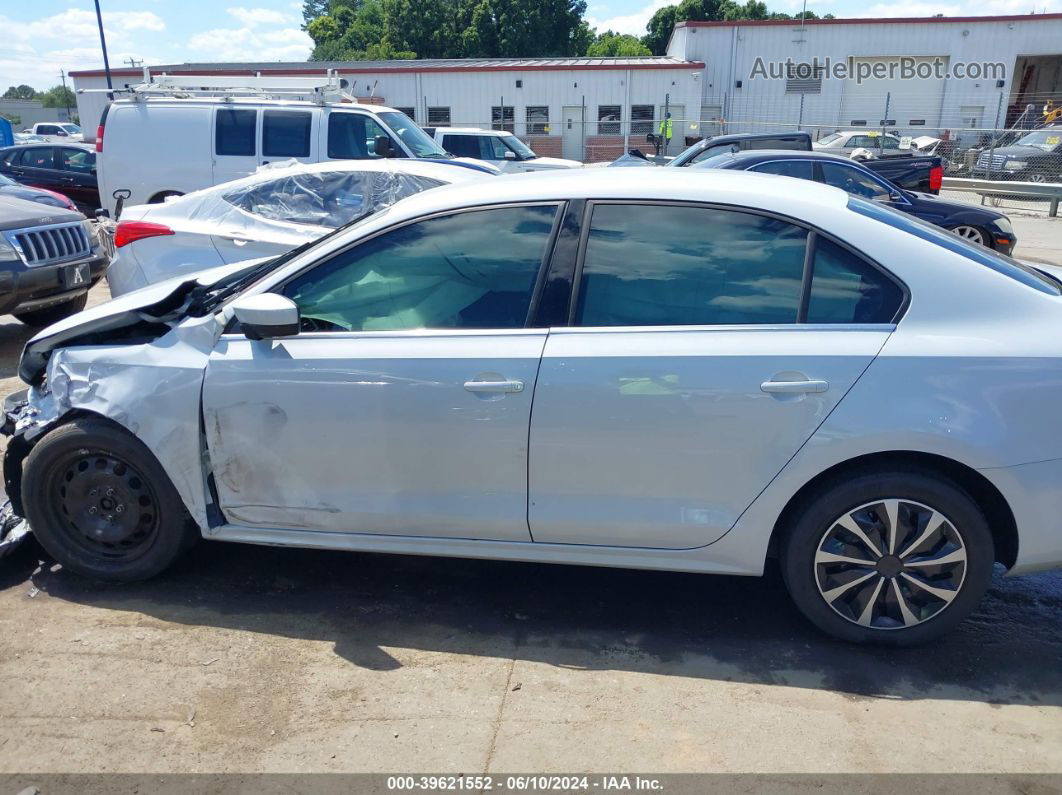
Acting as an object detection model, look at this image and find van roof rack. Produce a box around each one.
[78,67,359,105]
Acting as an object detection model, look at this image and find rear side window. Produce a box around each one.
[216,109,256,157]
[20,147,55,168]
[576,204,808,326]
[263,111,311,158]
[749,160,814,180]
[848,196,1060,295]
[806,237,904,323]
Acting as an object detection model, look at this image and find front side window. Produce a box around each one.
[61,124,82,134]
[482,135,509,160]
[20,147,55,168]
[327,113,393,159]
[821,163,892,200]
[576,204,807,326]
[222,171,445,228]
[491,106,515,133]
[216,108,256,157]
[442,135,480,159]
[749,160,814,180]
[37,125,59,135]
[503,135,536,159]
[263,111,312,158]
[60,148,95,172]
[806,237,904,323]
[283,204,558,331]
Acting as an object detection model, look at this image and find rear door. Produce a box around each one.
[528,202,904,549]
[56,147,99,209]
[15,146,60,191]
[212,107,259,184]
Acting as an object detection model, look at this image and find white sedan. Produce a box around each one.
[105,159,493,296]
[7,168,1062,645]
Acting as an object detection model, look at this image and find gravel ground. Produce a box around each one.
[1,274,1060,776]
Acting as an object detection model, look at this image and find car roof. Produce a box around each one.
[435,127,508,136]
[698,149,875,166]
[111,96,402,113]
[834,131,899,137]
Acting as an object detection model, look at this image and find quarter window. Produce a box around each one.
[806,237,904,323]
[283,205,558,331]
[263,111,312,158]
[576,204,808,327]
[216,109,256,157]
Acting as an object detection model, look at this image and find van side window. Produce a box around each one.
[327,113,393,159]
[263,111,311,158]
[216,109,256,157]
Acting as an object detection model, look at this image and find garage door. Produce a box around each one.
[840,56,948,128]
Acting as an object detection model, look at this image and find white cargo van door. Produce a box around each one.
[212,107,259,185]
[260,109,317,167]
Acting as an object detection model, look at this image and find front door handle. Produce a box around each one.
[464,379,524,394]
[761,379,829,394]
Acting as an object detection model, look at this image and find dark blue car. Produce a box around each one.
[693,150,1017,255]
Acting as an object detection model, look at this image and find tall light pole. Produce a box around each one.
[93,0,113,95]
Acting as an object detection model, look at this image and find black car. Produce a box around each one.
[0,143,101,216]
[973,126,1062,183]
[693,149,1016,254]
[0,194,108,326]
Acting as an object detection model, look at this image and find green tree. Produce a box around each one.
[586,30,652,57]
[39,84,76,109]
[2,85,37,100]
[302,0,330,26]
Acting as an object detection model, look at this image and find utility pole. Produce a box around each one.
[58,69,72,122]
[93,0,113,96]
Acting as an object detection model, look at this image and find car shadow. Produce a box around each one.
[6,537,1062,707]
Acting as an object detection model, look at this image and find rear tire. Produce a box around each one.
[780,469,994,645]
[13,292,88,327]
[22,417,198,581]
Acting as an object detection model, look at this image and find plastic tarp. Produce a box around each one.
[174,166,447,243]
[607,151,657,168]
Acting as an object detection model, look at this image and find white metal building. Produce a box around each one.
[666,14,1062,140]
[70,57,705,161]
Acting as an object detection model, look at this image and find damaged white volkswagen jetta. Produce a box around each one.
[5,168,1062,645]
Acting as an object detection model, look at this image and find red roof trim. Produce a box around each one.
[70,61,704,78]
[677,12,1062,28]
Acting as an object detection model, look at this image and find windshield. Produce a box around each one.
[503,135,537,159]
[61,124,82,134]
[848,196,1060,295]
[377,111,449,159]
[816,133,842,145]
[688,153,738,169]
[1014,130,1061,152]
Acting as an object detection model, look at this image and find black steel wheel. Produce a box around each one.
[23,417,198,581]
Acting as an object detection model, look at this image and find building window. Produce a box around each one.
[909,119,926,126]
[631,105,654,136]
[850,119,868,127]
[395,107,415,121]
[598,105,621,135]
[492,106,515,133]
[785,62,823,94]
[427,107,451,126]
[526,106,549,134]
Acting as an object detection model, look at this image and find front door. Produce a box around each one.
[528,202,902,549]
[561,106,583,161]
[202,203,562,539]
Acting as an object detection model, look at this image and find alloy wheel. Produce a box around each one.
[952,225,987,246]
[814,499,967,630]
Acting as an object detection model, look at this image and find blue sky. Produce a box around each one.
[3,0,1060,91]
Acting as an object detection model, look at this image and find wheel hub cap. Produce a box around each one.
[814,499,968,630]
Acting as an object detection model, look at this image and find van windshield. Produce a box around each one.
[378,111,450,159]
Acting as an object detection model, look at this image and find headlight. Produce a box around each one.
[1003,160,1027,170]
[0,233,18,261]
[990,216,1014,235]
[82,219,100,248]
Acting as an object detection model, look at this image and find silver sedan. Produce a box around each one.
[5,168,1062,645]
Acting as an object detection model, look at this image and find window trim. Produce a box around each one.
[567,199,909,329]
[254,201,568,337]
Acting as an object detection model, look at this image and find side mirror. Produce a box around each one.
[374,135,395,158]
[503,150,518,160]
[56,130,67,137]
[231,293,301,340]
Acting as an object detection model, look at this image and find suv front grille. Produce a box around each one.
[976,152,1008,170]
[3,221,92,267]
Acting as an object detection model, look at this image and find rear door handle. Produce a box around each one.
[760,379,829,394]
[464,379,524,394]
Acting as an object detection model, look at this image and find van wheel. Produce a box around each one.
[22,417,198,581]
[780,469,994,645]
[149,191,182,203]
[13,292,88,327]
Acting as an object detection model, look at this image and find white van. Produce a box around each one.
[96,97,480,216]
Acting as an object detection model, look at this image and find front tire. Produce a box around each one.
[780,469,994,645]
[13,292,88,327]
[22,417,198,581]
